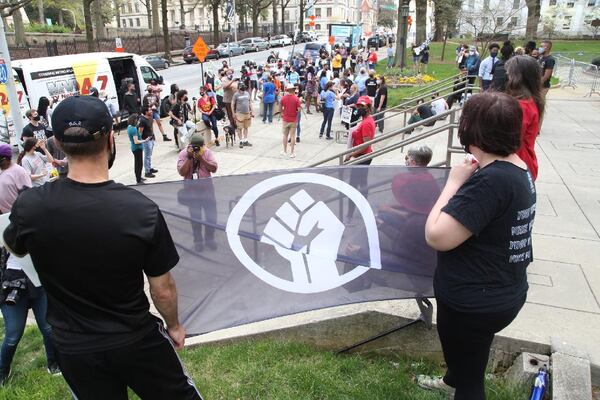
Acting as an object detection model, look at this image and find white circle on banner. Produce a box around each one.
[226,173,381,294]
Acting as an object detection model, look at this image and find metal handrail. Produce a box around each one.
[404,72,465,99]
[308,107,462,168]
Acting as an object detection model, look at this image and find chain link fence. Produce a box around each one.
[553,54,600,97]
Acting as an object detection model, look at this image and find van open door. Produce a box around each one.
[0,70,30,146]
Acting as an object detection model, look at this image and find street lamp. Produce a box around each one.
[400,1,410,70]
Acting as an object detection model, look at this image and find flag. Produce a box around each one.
[135,166,448,336]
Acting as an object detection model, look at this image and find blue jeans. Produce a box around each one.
[320,107,334,138]
[263,102,274,123]
[0,284,56,372]
[202,113,219,139]
[387,56,394,68]
[143,139,155,174]
[296,111,301,138]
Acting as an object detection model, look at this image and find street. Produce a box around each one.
[161,44,300,96]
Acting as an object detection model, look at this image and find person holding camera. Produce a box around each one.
[176,135,218,252]
[0,143,59,385]
[3,96,203,399]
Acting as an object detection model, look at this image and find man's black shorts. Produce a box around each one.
[57,322,203,400]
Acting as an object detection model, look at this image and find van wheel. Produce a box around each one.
[164,62,170,69]
[185,60,193,64]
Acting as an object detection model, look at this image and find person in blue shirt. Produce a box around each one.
[286,68,300,86]
[354,68,369,96]
[319,81,337,140]
[465,46,481,88]
[126,114,148,184]
[262,76,277,124]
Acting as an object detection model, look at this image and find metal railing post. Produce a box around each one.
[446,110,456,166]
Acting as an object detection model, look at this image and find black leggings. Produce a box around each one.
[132,149,143,183]
[436,298,524,400]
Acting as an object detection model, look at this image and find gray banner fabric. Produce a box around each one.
[135,166,449,336]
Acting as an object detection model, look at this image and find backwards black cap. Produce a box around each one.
[51,96,113,143]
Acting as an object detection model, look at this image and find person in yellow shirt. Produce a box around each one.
[332,50,343,76]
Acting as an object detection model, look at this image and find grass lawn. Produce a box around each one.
[0,322,530,399]
[378,39,600,107]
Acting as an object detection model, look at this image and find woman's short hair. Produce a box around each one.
[407,145,433,166]
[127,113,139,126]
[458,92,522,157]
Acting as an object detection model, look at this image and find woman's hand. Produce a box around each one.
[447,157,479,188]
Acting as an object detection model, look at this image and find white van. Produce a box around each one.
[1,52,170,144]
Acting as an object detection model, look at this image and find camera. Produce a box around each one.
[2,278,27,306]
[192,145,201,152]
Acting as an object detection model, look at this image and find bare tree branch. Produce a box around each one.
[0,0,35,17]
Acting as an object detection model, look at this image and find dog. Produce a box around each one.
[223,125,236,148]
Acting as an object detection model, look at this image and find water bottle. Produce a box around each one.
[529,366,549,400]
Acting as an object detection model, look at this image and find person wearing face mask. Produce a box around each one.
[3,95,203,399]
[17,138,55,187]
[21,110,48,143]
[374,76,388,133]
[169,90,196,150]
[365,70,378,104]
[465,46,481,88]
[354,68,369,96]
[221,68,238,131]
[478,43,500,91]
[538,40,555,99]
[198,88,219,146]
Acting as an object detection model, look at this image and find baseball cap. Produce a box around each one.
[189,134,204,146]
[0,143,12,159]
[285,83,295,91]
[356,96,371,106]
[51,96,113,143]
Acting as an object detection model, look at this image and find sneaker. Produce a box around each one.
[244,141,253,147]
[280,150,287,156]
[325,136,333,140]
[0,368,11,386]
[150,168,158,173]
[416,375,455,395]
[194,242,205,252]
[239,141,244,148]
[215,140,220,147]
[205,240,218,251]
[144,173,156,178]
[136,180,146,185]
[289,153,296,158]
[296,137,300,143]
[163,136,172,142]
[319,134,323,138]
[47,362,61,376]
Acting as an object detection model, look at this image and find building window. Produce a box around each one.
[549,0,557,4]
[305,24,310,30]
[588,0,596,6]
[468,0,475,10]
[482,17,489,26]
[135,2,139,13]
[284,10,290,20]
[122,19,127,27]
[466,17,473,25]
[510,16,518,27]
[136,18,140,27]
[315,8,321,17]
[496,17,503,26]
[170,9,175,22]
[315,24,321,30]
[127,2,132,13]
[512,0,519,8]
[566,1,574,6]
[327,7,332,17]
[563,15,572,28]
[483,0,490,9]
[129,18,133,26]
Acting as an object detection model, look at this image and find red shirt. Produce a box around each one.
[280,93,301,123]
[197,96,215,113]
[515,99,540,180]
[368,52,378,64]
[352,115,375,155]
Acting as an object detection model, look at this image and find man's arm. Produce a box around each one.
[148,272,185,349]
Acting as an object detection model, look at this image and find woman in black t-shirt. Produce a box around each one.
[421,92,536,400]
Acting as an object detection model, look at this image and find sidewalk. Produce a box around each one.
[110,84,600,382]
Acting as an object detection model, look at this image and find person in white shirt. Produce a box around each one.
[478,42,500,91]
[430,92,449,118]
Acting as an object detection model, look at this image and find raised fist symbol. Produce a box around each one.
[261,189,345,287]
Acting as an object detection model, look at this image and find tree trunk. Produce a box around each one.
[394,3,404,67]
[152,0,160,35]
[432,0,444,41]
[58,9,64,26]
[93,0,105,39]
[212,4,220,45]
[13,8,27,46]
[441,28,448,61]
[37,0,44,24]
[114,0,121,28]
[415,0,426,45]
[299,0,304,33]
[280,1,286,36]
[161,0,172,61]
[272,0,278,34]
[525,0,541,39]
[146,1,152,30]
[83,0,95,51]
[179,0,185,28]
[252,12,259,36]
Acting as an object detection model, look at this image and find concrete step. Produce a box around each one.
[553,352,592,400]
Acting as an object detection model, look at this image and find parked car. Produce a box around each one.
[143,55,170,70]
[183,45,220,63]
[216,42,246,57]
[367,34,387,48]
[269,34,293,47]
[239,37,270,52]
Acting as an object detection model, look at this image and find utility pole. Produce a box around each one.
[0,17,25,146]
[233,0,238,42]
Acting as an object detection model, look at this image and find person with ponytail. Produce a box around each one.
[505,55,545,180]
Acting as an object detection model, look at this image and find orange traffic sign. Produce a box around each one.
[192,37,209,63]
[309,21,315,26]
[329,36,334,45]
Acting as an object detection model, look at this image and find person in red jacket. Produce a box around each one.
[368,48,378,70]
[344,96,376,223]
[505,55,544,180]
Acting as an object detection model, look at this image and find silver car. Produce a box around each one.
[216,42,246,57]
[269,34,293,47]
[239,37,270,52]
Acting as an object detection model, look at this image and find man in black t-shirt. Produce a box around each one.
[374,77,388,133]
[21,109,48,142]
[139,106,158,179]
[539,40,555,98]
[3,96,203,400]
[365,72,378,100]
